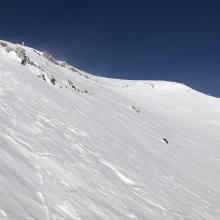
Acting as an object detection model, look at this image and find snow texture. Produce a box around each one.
[0,40,220,220]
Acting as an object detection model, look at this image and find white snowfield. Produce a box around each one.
[0,40,220,220]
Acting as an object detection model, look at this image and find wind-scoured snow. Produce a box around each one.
[0,40,220,220]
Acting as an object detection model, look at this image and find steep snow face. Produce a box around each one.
[0,40,220,220]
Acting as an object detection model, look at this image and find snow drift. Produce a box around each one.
[0,40,220,220]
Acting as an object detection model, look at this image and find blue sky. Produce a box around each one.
[0,0,220,97]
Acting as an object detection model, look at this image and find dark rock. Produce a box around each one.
[163,138,168,144]
[38,74,46,81]
[131,106,140,113]
[29,61,38,67]
[50,77,56,85]
[0,42,8,47]
[21,55,30,65]
[67,80,76,90]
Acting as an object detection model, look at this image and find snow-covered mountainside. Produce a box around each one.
[0,40,220,220]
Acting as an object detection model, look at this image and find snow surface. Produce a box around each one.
[0,40,220,220]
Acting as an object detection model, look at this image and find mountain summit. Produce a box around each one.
[0,40,220,220]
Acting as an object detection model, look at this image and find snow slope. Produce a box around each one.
[0,40,220,220]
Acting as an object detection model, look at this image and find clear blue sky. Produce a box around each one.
[0,0,220,97]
